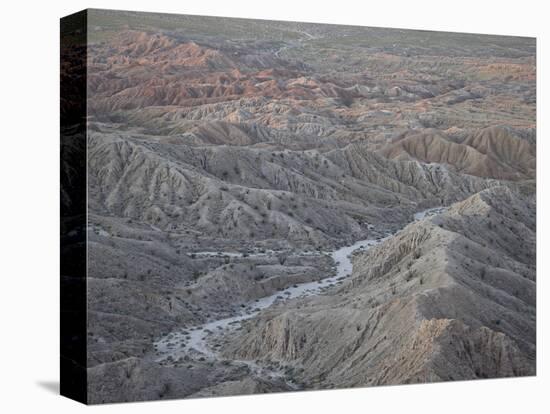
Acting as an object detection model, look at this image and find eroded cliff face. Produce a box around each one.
[223,186,535,386]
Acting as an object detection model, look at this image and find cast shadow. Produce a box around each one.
[36,381,59,395]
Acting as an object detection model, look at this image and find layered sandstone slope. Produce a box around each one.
[87,17,535,150]
[378,126,535,180]
[224,186,535,386]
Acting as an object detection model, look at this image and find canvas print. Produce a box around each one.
[60,9,536,404]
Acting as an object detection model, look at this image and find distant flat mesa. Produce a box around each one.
[377,126,535,180]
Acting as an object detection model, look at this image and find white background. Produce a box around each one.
[0,0,547,412]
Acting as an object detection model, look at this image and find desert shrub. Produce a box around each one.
[158,383,171,398]
[277,253,288,265]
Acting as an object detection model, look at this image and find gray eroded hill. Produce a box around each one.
[223,186,535,386]
[87,128,500,249]
[78,11,536,403]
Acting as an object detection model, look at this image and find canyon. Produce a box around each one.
[66,10,536,403]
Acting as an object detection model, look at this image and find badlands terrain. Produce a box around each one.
[78,10,535,403]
